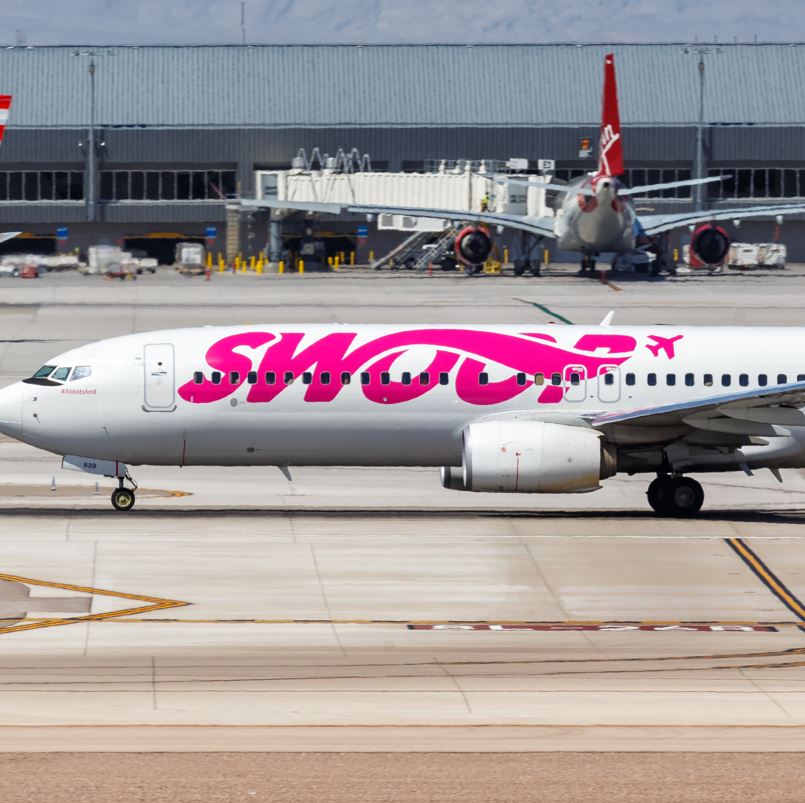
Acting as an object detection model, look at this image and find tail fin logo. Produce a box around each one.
[598,54,624,177]
[0,95,12,144]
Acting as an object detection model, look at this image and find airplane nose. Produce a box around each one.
[0,382,23,439]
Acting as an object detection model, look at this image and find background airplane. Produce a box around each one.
[260,55,805,273]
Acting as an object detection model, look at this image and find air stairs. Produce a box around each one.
[411,227,458,272]
[370,230,432,270]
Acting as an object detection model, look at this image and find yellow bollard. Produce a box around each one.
[673,247,679,262]
[206,251,212,268]
[298,259,304,275]
[369,249,375,262]
[327,256,333,267]
[503,247,509,263]
[278,260,285,275]
[543,248,550,267]
[350,251,355,265]
[333,256,339,271]
[250,255,256,271]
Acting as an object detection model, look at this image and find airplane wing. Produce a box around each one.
[241,198,556,239]
[592,381,805,439]
[640,204,805,236]
[0,231,20,245]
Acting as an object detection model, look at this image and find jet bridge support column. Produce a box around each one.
[268,219,282,270]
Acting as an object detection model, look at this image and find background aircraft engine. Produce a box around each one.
[690,224,730,266]
[454,225,492,265]
[459,420,615,493]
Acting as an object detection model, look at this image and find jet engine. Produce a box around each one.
[447,420,616,494]
[454,225,493,265]
[690,224,730,267]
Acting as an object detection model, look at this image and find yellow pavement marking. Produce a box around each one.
[0,572,188,636]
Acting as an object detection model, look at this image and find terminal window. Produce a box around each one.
[0,170,84,201]
[707,168,803,200]
[99,169,236,201]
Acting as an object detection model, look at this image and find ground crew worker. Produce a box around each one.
[480,193,490,212]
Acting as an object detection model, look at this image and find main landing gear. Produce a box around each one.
[111,474,138,512]
[579,254,597,275]
[646,474,704,517]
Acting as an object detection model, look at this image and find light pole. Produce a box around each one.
[682,45,722,210]
[73,50,109,222]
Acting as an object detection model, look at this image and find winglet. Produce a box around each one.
[599,54,623,177]
[0,95,12,144]
[599,310,615,327]
[278,464,292,481]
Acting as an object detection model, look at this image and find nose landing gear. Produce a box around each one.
[111,474,138,512]
[647,474,704,517]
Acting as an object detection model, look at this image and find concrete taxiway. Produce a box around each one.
[0,269,805,752]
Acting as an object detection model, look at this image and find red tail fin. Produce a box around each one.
[0,96,11,144]
[598,54,623,176]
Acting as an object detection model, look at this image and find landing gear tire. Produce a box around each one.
[111,487,136,512]
[647,475,704,517]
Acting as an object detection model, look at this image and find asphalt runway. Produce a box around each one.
[1,269,805,764]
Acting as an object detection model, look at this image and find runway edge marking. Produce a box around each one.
[725,538,805,622]
[0,571,189,636]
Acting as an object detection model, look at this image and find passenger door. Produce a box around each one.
[143,343,176,411]
[597,365,621,403]
[563,364,587,403]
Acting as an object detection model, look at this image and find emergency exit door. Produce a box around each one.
[143,343,176,411]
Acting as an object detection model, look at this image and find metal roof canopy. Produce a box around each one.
[2,43,805,129]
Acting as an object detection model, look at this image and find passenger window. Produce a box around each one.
[229,371,240,384]
[516,373,526,386]
[52,366,71,382]
[211,371,222,385]
[478,372,489,386]
[265,372,276,385]
[604,373,614,386]
[247,371,257,385]
[284,371,294,385]
[535,373,545,386]
[380,372,390,385]
[33,365,56,379]
[798,374,805,382]
[684,373,694,387]
[439,372,449,385]
[778,374,788,384]
[625,373,635,386]
[647,373,657,386]
[666,374,676,386]
[721,374,731,387]
[401,372,411,386]
[301,372,313,385]
[320,372,331,385]
[758,374,768,387]
[419,372,430,385]
[703,373,713,387]
[360,372,370,385]
[551,373,561,386]
[193,371,203,384]
[739,374,749,387]
[570,372,580,385]
[341,372,351,385]
[71,366,92,381]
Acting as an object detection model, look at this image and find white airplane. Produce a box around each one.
[251,53,805,272]
[1,322,805,515]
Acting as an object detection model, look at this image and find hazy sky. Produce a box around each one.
[3,0,802,45]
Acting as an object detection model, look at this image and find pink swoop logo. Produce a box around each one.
[179,329,644,406]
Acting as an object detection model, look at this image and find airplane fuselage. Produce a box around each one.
[554,175,636,255]
[2,324,805,480]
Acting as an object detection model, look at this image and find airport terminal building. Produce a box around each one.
[1,42,805,260]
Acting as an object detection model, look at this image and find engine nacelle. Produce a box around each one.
[454,225,492,265]
[690,224,730,267]
[440,465,468,490]
[460,420,615,494]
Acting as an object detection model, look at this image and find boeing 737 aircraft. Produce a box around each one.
[249,54,805,271]
[2,322,805,515]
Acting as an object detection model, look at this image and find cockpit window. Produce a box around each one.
[71,366,92,381]
[51,367,72,382]
[33,365,56,379]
